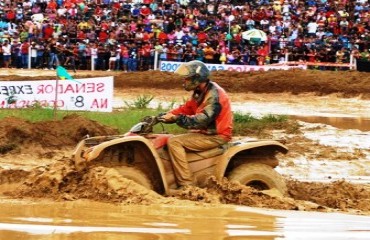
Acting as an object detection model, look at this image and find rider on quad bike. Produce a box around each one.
[73,62,288,196]
[159,60,233,191]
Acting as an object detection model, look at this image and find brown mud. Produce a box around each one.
[1,69,370,98]
[0,69,370,215]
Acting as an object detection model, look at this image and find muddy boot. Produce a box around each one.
[167,185,193,196]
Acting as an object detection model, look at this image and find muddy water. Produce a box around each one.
[0,199,370,240]
[291,116,370,131]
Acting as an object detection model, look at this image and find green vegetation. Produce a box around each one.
[0,96,297,137]
[124,95,154,109]
[0,108,295,137]
[233,112,297,137]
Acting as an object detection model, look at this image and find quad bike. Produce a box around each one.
[72,116,288,195]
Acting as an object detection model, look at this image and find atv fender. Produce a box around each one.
[215,140,288,180]
[73,138,88,170]
[73,135,170,194]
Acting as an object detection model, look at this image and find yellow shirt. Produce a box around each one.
[78,21,91,30]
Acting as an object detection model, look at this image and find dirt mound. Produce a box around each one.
[0,114,118,154]
[287,180,370,212]
[2,69,370,98]
[117,70,370,98]
[5,159,162,204]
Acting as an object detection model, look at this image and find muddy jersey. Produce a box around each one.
[170,81,233,141]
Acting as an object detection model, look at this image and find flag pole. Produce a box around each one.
[54,68,61,119]
[54,59,62,119]
[54,63,78,119]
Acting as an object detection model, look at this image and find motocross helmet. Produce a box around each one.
[174,60,210,91]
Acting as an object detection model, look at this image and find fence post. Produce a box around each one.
[91,55,94,71]
[284,51,289,63]
[350,54,355,70]
[28,45,32,69]
[154,50,158,70]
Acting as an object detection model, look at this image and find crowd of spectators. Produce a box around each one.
[0,0,369,72]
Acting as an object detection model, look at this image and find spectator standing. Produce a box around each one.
[183,43,194,62]
[153,41,163,61]
[20,40,30,69]
[30,41,38,68]
[39,42,48,70]
[203,44,215,63]
[336,47,347,70]
[77,40,87,70]
[257,45,268,65]
[108,46,117,72]
[159,43,168,62]
[167,43,177,61]
[306,48,317,66]
[47,39,60,70]
[241,46,250,65]
[120,43,130,72]
[96,43,106,70]
[175,43,184,62]
[128,42,139,72]
[249,47,258,65]
[84,42,92,71]
[64,43,78,72]
[0,43,3,67]
[194,44,204,62]
[230,46,241,65]
[114,44,121,71]
[360,48,370,61]
[11,40,22,69]
[351,46,361,62]
[140,42,152,70]
[103,45,111,71]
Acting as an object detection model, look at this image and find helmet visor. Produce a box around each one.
[174,64,191,77]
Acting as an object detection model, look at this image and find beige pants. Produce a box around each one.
[167,133,227,187]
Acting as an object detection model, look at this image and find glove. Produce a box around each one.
[158,112,178,123]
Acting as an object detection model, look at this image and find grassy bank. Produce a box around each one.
[0,107,297,137]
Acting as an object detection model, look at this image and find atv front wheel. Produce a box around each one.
[114,166,153,190]
[228,162,287,195]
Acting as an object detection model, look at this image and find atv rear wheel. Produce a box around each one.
[228,162,287,195]
[114,166,153,190]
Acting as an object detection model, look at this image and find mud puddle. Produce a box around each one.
[290,116,370,131]
[0,199,370,239]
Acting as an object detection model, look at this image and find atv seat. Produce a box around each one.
[187,143,229,162]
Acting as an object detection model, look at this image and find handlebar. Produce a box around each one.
[130,115,166,135]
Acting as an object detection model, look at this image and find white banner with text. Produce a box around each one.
[0,76,114,112]
[159,61,307,72]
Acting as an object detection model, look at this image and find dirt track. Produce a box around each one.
[1,68,370,98]
[0,69,369,215]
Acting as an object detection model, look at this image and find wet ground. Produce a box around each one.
[0,199,370,239]
[0,69,370,239]
[290,115,370,132]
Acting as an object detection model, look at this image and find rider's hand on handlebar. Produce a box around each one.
[158,113,178,123]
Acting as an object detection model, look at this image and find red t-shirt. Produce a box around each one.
[43,26,54,39]
[197,32,207,43]
[21,43,30,54]
[6,11,15,21]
